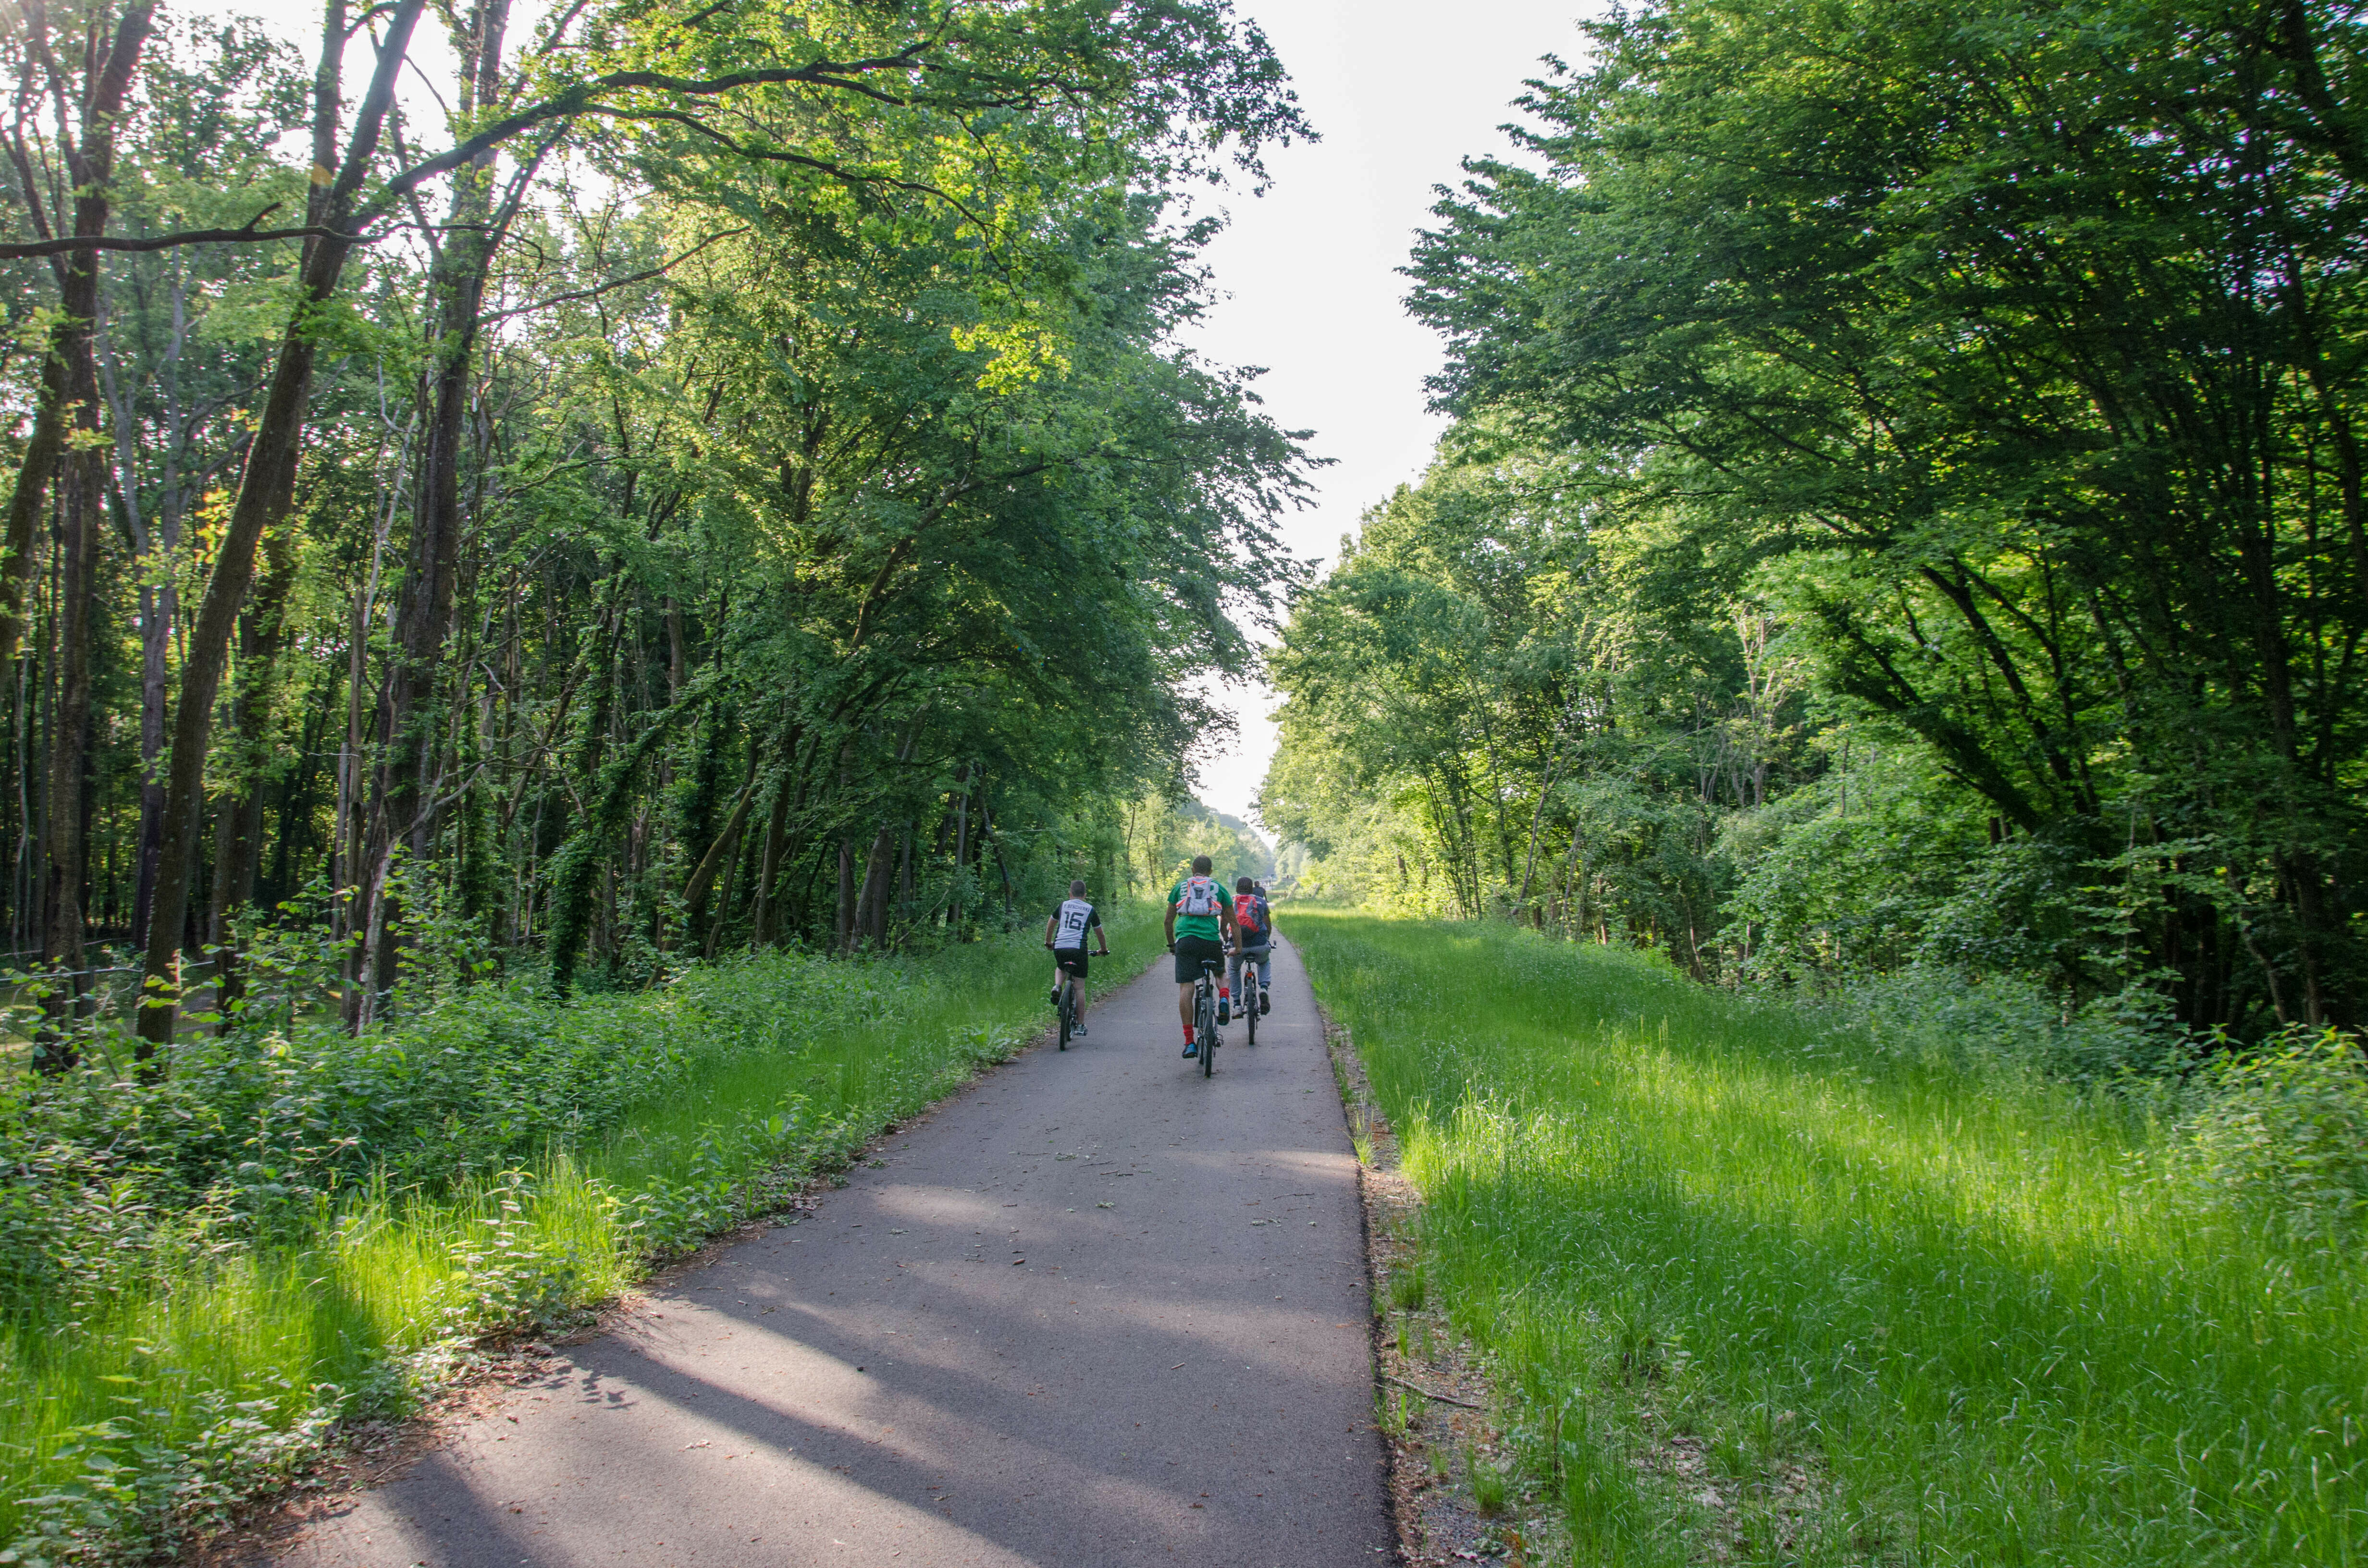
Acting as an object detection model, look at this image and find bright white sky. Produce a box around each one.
[224,0,1595,843]
[1176,0,1592,838]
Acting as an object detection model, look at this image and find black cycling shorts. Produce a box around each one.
[1172,933,1226,983]
[1054,949,1090,979]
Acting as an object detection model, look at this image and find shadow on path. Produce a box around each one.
[256,937,1390,1568]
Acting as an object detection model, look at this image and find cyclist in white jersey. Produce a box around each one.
[1042,880,1108,1033]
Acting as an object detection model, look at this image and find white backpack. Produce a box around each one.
[1179,876,1221,916]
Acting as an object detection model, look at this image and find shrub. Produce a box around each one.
[1777,963,2194,1089]
[2172,1027,2368,1240]
[0,949,860,1328]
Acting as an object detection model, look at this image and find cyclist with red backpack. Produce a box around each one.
[1164,854,1238,1059]
[1223,876,1273,1023]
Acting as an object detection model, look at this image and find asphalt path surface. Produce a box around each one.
[259,936,1390,1568]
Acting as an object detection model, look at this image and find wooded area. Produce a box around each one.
[6,1,2368,1559]
[0,0,1309,1063]
[1263,0,2368,1040]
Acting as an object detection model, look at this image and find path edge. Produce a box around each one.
[1312,971,1520,1568]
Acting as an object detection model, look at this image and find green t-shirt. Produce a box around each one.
[1168,875,1225,941]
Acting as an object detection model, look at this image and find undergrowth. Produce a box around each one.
[1291,909,2368,1567]
[0,904,1161,1566]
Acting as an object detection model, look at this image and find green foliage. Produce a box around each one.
[2171,1028,2368,1241]
[1809,963,2193,1090]
[1172,799,1275,885]
[0,0,1313,1019]
[1296,908,2368,1565]
[1264,439,1773,961]
[0,955,822,1325]
[1269,0,2368,1037]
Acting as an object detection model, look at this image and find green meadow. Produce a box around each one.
[0,907,1160,1565]
[1291,909,2366,1566]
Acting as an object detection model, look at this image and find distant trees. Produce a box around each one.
[0,0,1310,1055]
[1266,0,2367,1032]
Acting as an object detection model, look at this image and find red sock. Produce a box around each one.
[1183,1025,1195,1044]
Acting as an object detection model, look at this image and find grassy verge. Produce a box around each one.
[0,906,1162,1566]
[1287,909,2366,1567]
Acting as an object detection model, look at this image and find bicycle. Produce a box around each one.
[1056,967,1082,1051]
[1233,945,1257,1048]
[1191,956,1221,1077]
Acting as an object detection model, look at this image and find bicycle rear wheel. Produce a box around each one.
[1058,982,1072,1050]
[1200,981,1217,1077]
[1244,973,1257,1046]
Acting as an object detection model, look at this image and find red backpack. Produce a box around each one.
[1233,893,1270,942]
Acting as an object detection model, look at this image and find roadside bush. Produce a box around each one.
[0,952,858,1327]
[2171,1027,2368,1241]
[1792,963,2195,1089]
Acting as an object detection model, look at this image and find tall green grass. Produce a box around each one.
[1290,910,2367,1567]
[0,910,1160,1566]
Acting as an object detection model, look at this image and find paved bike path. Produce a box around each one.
[260,936,1391,1568]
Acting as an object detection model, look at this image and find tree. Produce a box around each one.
[1376,0,2368,1027]
[117,0,1310,1042]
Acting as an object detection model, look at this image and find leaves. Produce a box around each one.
[1277,0,2368,1029]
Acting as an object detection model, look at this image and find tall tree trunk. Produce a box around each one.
[540,579,638,998]
[1514,759,1559,921]
[835,837,856,954]
[108,258,185,949]
[751,757,794,946]
[139,0,426,1054]
[681,773,756,926]
[851,724,919,949]
[0,355,66,674]
[361,0,518,1003]
[23,0,158,1064]
[947,764,972,927]
[981,796,1014,922]
[852,824,895,949]
[35,441,99,1065]
[333,432,403,1005]
[130,487,178,944]
[895,821,913,938]
[204,525,299,1027]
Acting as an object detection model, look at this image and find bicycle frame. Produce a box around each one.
[1192,959,1221,1076]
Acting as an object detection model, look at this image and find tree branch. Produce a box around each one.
[599,106,993,231]
[0,202,369,259]
[373,48,939,210]
[479,224,750,323]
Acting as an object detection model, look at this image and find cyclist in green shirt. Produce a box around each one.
[1164,854,1237,1058]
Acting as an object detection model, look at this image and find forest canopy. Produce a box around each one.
[0,0,1311,1056]
[1262,0,2368,1037]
